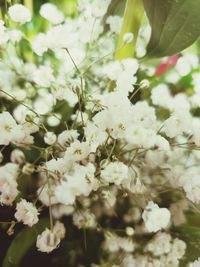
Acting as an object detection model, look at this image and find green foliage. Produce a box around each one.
[2,218,49,267]
[174,213,200,266]
[143,0,200,57]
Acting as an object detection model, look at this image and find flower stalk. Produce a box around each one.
[23,0,33,14]
[115,0,144,60]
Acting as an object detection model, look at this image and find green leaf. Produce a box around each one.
[143,0,200,57]
[174,224,200,265]
[2,218,49,267]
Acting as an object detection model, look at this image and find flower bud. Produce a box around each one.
[11,149,25,165]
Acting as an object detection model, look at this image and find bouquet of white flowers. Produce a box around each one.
[1,1,200,266]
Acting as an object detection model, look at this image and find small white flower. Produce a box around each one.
[164,110,192,138]
[91,0,111,18]
[106,15,122,34]
[44,132,57,145]
[101,161,129,185]
[171,238,186,260]
[8,30,23,42]
[0,20,8,45]
[142,201,171,232]
[119,237,135,252]
[0,163,19,205]
[189,258,200,267]
[36,228,60,253]
[32,33,48,56]
[84,122,107,152]
[145,232,172,256]
[151,84,172,109]
[8,4,31,24]
[73,211,97,229]
[57,130,79,148]
[11,149,25,165]
[64,140,90,162]
[140,79,150,89]
[125,226,135,236]
[180,169,200,204]
[15,199,39,227]
[53,221,66,239]
[123,32,134,43]
[40,3,64,25]
[33,66,55,88]
[0,112,24,146]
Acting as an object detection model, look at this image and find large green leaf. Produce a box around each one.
[143,0,200,57]
[2,218,49,267]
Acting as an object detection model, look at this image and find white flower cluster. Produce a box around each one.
[0,1,200,266]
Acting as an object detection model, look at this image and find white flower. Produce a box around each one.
[46,25,74,49]
[15,199,39,226]
[52,205,74,219]
[53,86,78,107]
[64,140,90,162]
[47,113,61,127]
[55,163,98,205]
[0,20,8,45]
[106,15,122,34]
[11,149,25,165]
[119,237,135,252]
[8,4,31,24]
[40,3,64,25]
[145,232,172,256]
[171,238,186,260]
[84,122,107,152]
[0,112,25,146]
[151,84,172,109]
[91,0,111,17]
[132,101,157,128]
[54,180,76,205]
[33,93,54,115]
[8,30,22,43]
[57,130,79,148]
[101,161,129,185]
[123,32,134,43]
[163,110,192,138]
[116,71,136,95]
[45,158,67,177]
[53,221,66,239]
[123,255,137,267]
[192,118,200,146]
[73,210,97,229]
[125,125,157,149]
[175,54,198,77]
[0,163,19,205]
[44,132,57,145]
[36,228,60,253]
[142,201,171,232]
[32,33,48,56]
[104,233,120,252]
[189,258,200,267]
[180,170,200,204]
[33,66,55,88]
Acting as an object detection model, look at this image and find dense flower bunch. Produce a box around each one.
[1,1,200,266]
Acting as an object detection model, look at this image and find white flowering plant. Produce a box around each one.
[1,0,200,267]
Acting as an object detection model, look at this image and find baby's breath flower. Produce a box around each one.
[8,4,31,24]
[15,199,39,226]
